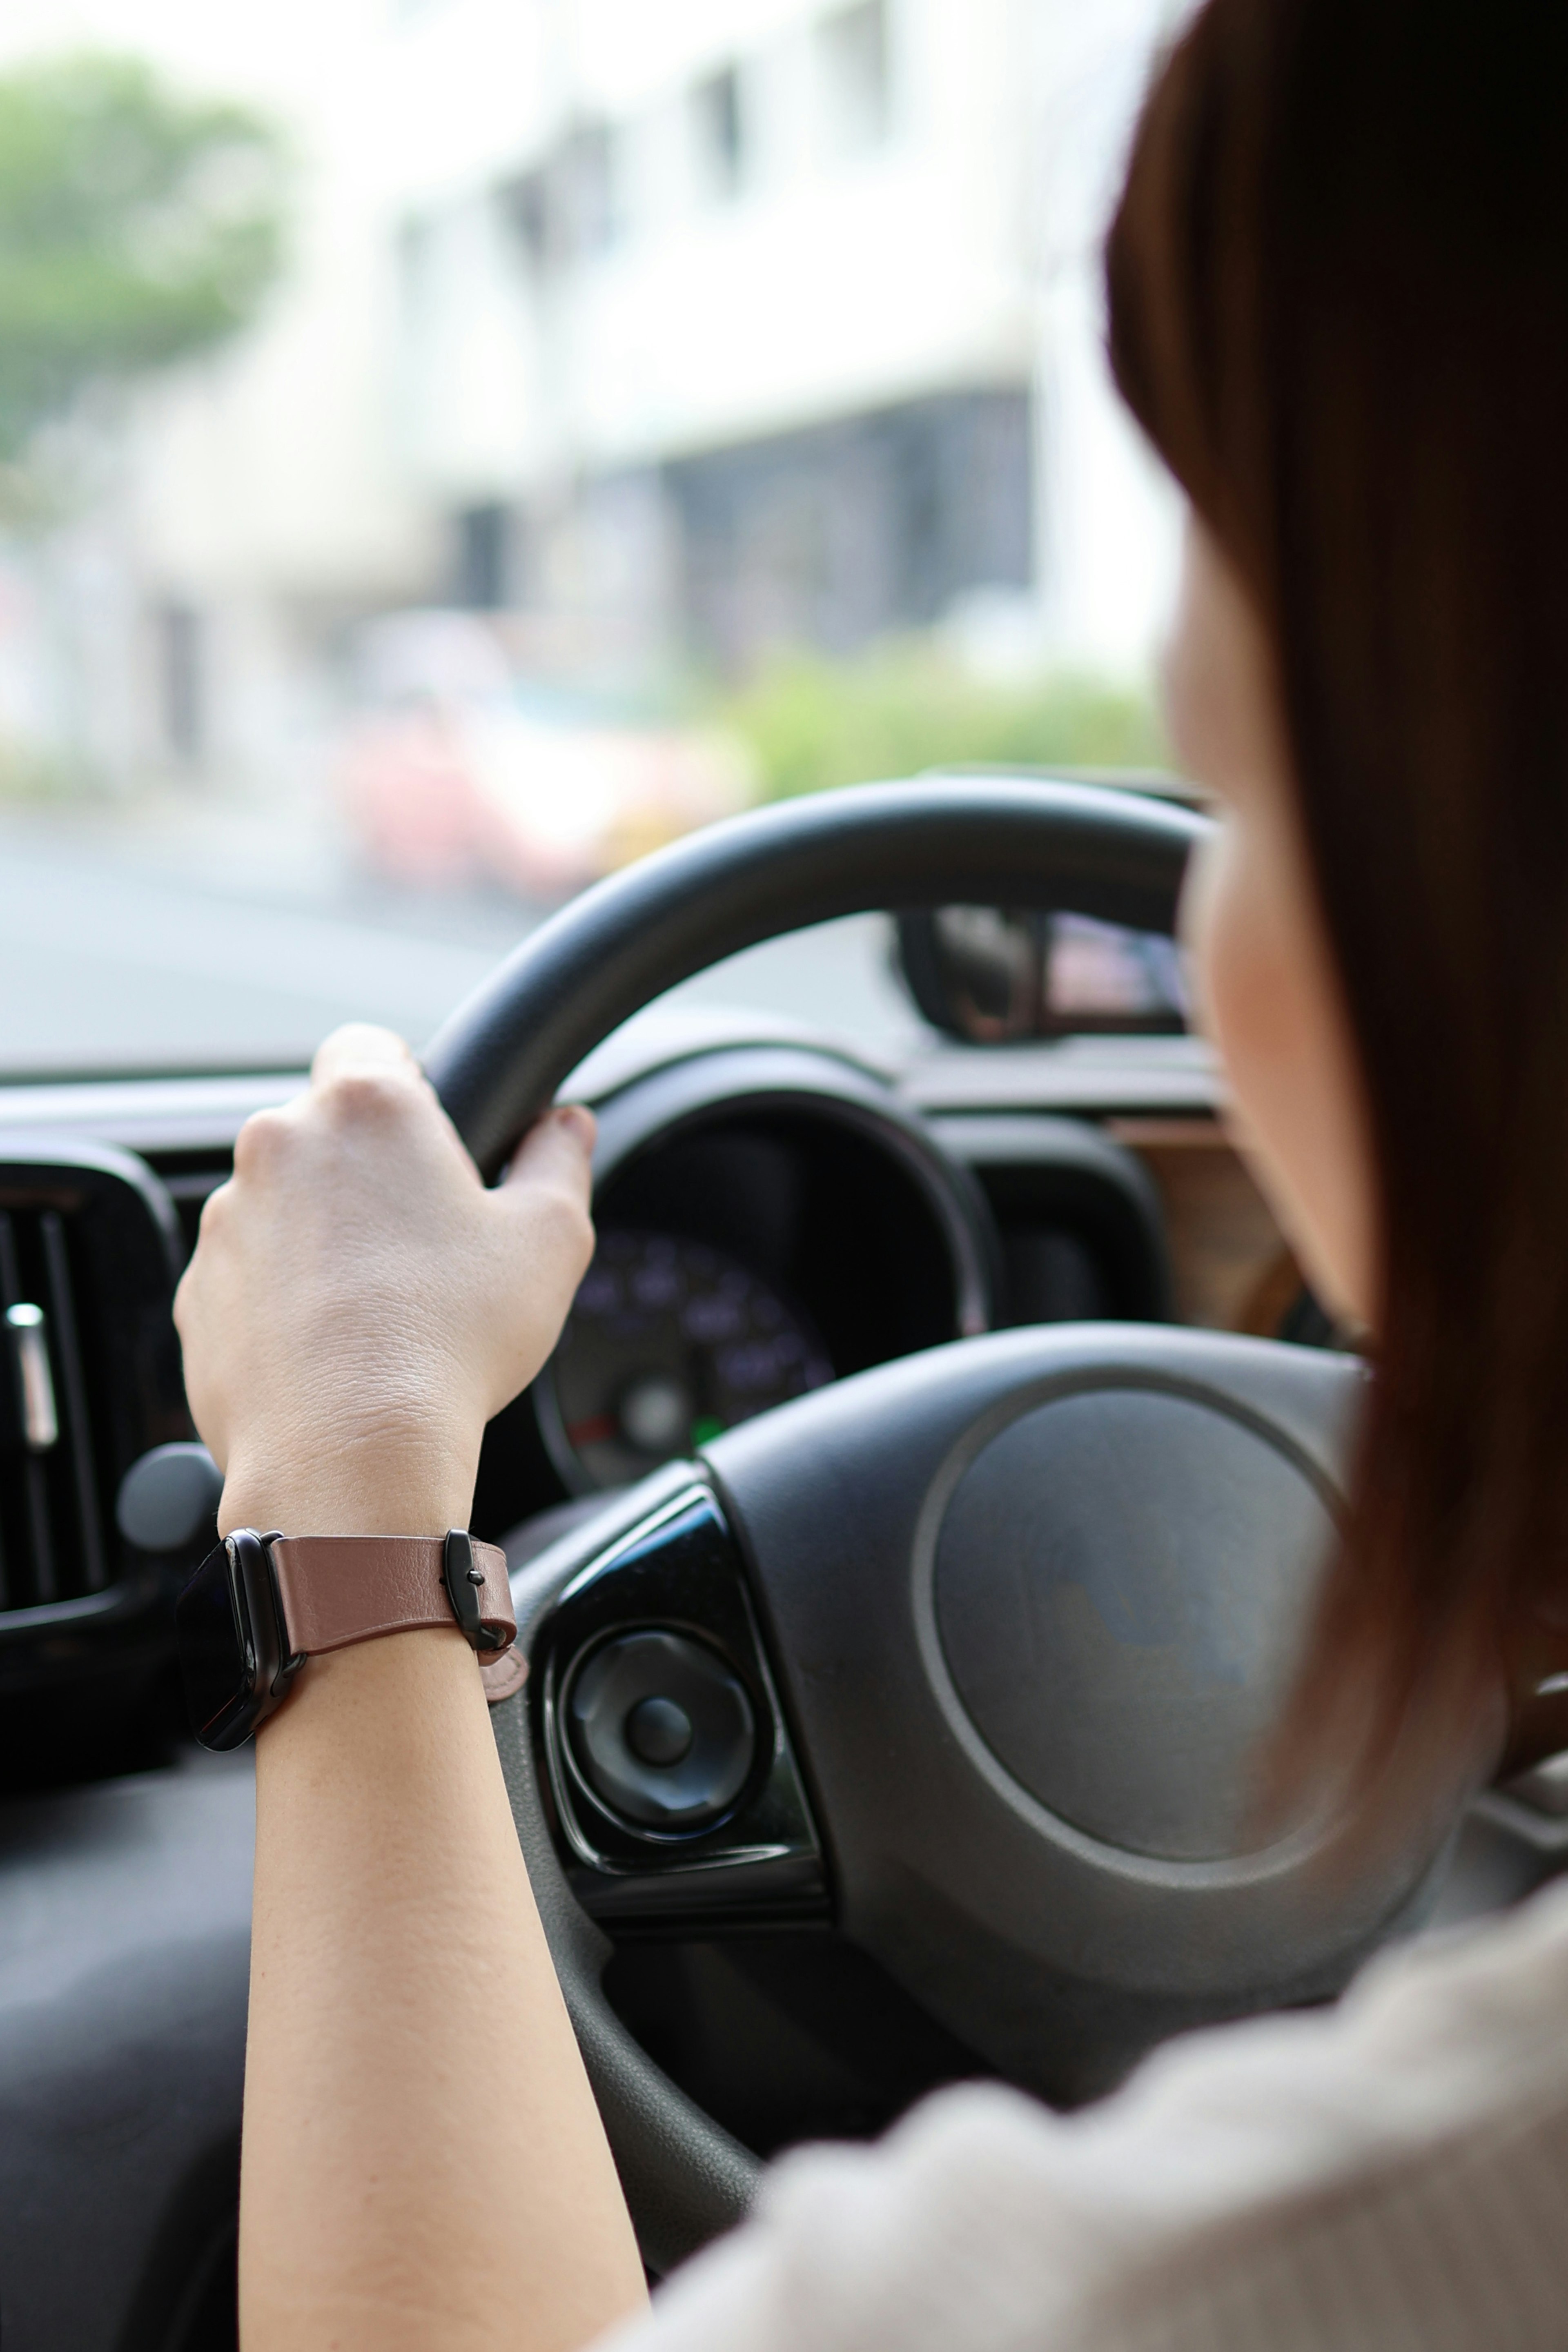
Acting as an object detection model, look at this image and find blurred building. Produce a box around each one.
[385,0,1039,675]
[0,0,1183,789]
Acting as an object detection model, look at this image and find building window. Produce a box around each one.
[455,504,511,610]
[497,169,549,270]
[691,65,745,202]
[498,120,620,273]
[817,0,890,157]
[159,603,204,765]
[664,390,1031,669]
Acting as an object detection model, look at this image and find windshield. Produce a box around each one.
[0,0,1182,1080]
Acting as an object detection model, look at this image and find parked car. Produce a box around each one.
[334,611,751,899]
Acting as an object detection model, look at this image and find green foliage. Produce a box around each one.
[0,737,80,802]
[713,641,1169,802]
[0,53,286,457]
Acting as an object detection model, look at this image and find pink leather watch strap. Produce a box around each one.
[268,1534,516,1659]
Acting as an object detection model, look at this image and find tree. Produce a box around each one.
[0,53,287,461]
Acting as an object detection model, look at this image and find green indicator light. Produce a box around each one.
[690,1415,725,1448]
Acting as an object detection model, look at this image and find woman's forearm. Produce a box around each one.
[241,1619,646,2352]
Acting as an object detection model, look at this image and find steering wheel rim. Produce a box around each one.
[423,779,1457,2279]
[423,775,1203,1178]
[488,1498,766,2278]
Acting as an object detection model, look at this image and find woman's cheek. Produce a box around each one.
[1181,813,1377,1330]
[1185,816,1298,1106]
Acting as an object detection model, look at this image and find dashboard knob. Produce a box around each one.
[116,1441,223,1553]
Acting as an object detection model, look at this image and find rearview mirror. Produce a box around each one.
[894,907,1188,1044]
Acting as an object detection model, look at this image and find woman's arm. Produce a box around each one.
[175,1025,647,2352]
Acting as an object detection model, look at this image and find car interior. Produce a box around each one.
[0,772,1563,2352]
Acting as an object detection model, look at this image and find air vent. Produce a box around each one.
[0,1145,187,1638]
[0,1207,106,1606]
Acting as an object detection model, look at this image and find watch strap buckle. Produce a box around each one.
[442,1527,506,1652]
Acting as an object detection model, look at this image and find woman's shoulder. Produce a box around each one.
[1133,1864,1568,2120]
[608,1878,1568,2352]
[780,1869,1568,2228]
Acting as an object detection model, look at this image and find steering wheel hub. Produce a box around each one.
[934,1384,1337,1862]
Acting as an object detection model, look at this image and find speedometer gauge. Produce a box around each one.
[540,1228,833,1491]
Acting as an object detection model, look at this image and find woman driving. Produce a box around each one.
[172,0,1568,2345]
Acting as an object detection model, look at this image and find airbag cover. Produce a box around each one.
[934,1388,1334,1860]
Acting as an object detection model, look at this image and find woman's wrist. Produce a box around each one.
[218,1427,479,1541]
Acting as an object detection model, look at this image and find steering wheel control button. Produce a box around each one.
[625,1692,695,1765]
[566,1628,755,1832]
[934,1388,1335,1862]
[534,1481,824,1913]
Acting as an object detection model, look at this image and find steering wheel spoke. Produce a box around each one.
[530,1480,825,1929]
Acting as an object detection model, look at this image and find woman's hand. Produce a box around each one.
[175,1022,595,1539]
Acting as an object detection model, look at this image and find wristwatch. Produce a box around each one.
[175,1526,519,1753]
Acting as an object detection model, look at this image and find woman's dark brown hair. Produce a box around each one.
[1107,0,1568,1799]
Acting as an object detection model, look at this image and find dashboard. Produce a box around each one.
[534,1045,992,1493]
[0,1007,1315,1778]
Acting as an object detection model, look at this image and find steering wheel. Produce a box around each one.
[422,779,1461,2278]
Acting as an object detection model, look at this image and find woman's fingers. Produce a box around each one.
[497,1107,597,1332]
[309,1022,420,1089]
[302,1025,492,1203]
[503,1103,597,1203]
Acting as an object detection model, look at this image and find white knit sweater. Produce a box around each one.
[606,1873,1568,2351]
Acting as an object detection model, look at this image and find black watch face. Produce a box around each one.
[176,1532,292,1751]
[176,1541,252,1748]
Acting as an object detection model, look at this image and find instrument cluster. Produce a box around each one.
[532,1046,991,1495]
[540,1227,833,1490]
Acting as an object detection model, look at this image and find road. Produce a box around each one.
[0,795,924,1080]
